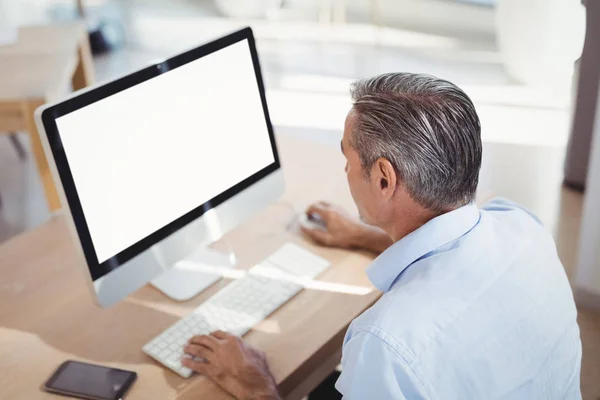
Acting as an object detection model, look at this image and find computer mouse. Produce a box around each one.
[298,212,327,232]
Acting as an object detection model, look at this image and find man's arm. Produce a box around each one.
[336,329,431,399]
[301,202,393,254]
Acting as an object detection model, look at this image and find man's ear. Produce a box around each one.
[371,158,397,200]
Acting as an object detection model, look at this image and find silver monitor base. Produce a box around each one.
[150,246,235,301]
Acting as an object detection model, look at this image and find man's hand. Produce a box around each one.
[300,202,362,248]
[182,331,280,400]
[301,201,393,254]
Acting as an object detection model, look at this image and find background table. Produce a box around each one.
[0,23,94,212]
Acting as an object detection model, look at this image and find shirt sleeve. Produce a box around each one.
[481,197,542,225]
[335,330,432,400]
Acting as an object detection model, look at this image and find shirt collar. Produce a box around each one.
[366,203,481,292]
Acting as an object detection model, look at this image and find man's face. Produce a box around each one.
[342,109,378,226]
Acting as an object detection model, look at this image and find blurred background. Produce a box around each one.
[0,0,588,239]
[2,0,599,397]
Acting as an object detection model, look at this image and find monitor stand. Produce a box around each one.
[150,246,235,301]
[149,209,236,302]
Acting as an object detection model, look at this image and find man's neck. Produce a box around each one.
[385,204,445,242]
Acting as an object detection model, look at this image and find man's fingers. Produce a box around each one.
[301,224,331,246]
[189,335,219,350]
[306,203,330,221]
[181,357,210,375]
[184,344,213,360]
[210,330,231,340]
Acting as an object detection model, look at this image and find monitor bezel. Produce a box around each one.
[40,27,280,281]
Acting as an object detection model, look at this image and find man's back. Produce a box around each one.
[336,199,582,399]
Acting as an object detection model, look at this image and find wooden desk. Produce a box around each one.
[0,133,380,399]
[0,23,94,212]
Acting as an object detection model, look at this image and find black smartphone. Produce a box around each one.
[43,360,137,400]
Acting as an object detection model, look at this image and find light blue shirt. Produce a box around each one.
[336,198,582,399]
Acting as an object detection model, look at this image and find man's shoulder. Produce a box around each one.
[480,197,545,229]
[347,288,451,363]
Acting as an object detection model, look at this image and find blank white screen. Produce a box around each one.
[56,40,275,263]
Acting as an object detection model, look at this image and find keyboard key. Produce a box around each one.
[159,349,171,359]
[179,366,193,378]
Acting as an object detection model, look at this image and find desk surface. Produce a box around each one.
[0,133,380,400]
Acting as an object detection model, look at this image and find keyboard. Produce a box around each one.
[142,243,331,378]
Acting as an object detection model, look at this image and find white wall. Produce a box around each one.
[0,0,9,26]
[0,0,50,24]
[378,0,495,39]
[2,0,496,40]
[289,0,496,39]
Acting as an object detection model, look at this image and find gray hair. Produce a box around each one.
[349,72,482,212]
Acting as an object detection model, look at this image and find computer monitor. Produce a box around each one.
[35,28,284,307]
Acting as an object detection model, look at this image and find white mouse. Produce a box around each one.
[298,212,327,232]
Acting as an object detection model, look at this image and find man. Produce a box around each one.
[181,73,582,399]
